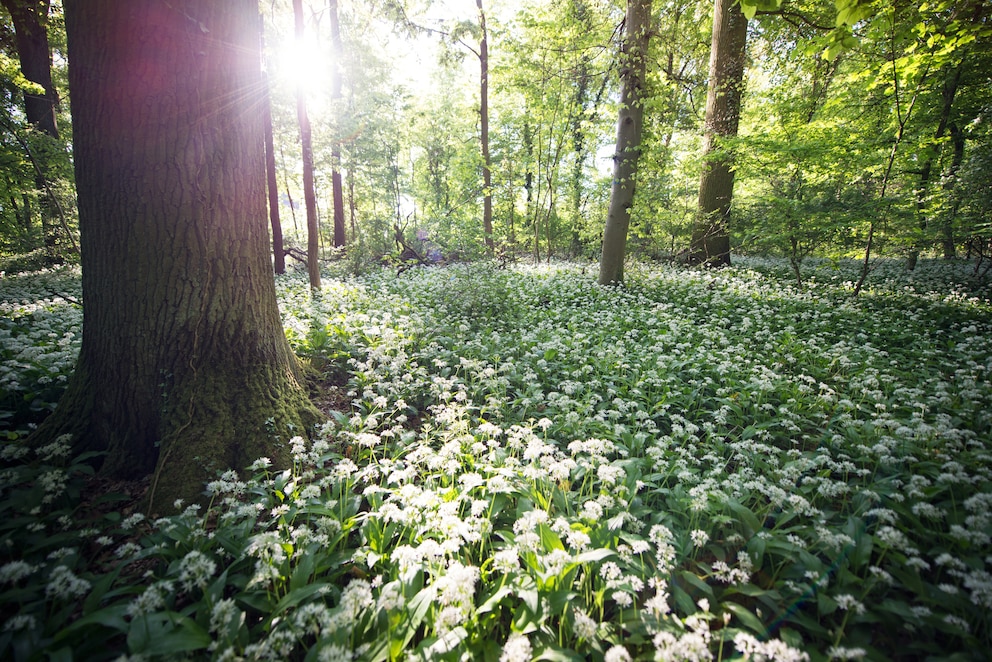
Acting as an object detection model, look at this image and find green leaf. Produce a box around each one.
[724,499,761,537]
[536,644,587,661]
[722,601,767,636]
[290,549,318,590]
[265,582,331,627]
[538,523,564,552]
[400,583,437,653]
[478,584,514,615]
[126,612,211,656]
[417,626,468,657]
[573,548,615,565]
[677,569,715,600]
[55,604,130,640]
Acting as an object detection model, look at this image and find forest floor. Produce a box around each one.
[1,257,990,661]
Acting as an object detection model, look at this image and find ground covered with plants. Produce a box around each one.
[1,259,991,661]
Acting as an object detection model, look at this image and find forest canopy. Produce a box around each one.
[0,0,989,276]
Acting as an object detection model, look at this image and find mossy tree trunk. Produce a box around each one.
[37,0,317,513]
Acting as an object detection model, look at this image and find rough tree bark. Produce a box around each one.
[37,0,317,512]
[690,0,747,267]
[598,0,652,285]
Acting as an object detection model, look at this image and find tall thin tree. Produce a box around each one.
[293,0,321,289]
[477,0,494,251]
[329,0,346,248]
[598,0,652,285]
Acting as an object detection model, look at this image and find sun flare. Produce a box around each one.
[269,32,334,113]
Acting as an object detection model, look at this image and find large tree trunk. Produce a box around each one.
[690,0,747,267]
[329,0,346,248]
[39,0,316,513]
[598,0,652,285]
[293,0,321,289]
[477,0,494,251]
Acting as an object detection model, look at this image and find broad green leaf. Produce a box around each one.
[724,499,761,536]
[126,612,210,656]
[722,601,767,636]
[55,604,129,640]
[536,644,587,661]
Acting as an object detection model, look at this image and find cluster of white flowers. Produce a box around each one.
[712,551,754,586]
[734,632,809,661]
[178,550,217,592]
[45,565,90,601]
[0,560,36,584]
[432,560,479,633]
[126,580,172,617]
[210,597,242,635]
[499,633,532,662]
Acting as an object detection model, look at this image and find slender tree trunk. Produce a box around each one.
[570,61,589,258]
[690,0,747,267]
[941,123,965,259]
[329,0,346,247]
[477,0,494,251]
[262,71,286,274]
[293,0,321,289]
[348,167,357,239]
[38,0,317,512]
[523,120,536,260]
[598,0,652,285]
[909,63,963,270]
[853,30,929,296]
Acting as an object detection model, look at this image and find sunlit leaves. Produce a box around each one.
[739,0,783,22]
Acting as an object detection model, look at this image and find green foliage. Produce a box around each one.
[3,260,992,659]
[0,266,80,432]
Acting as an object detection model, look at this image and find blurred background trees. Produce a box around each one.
[1,0,989,278]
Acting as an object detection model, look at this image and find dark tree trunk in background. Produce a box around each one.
[329,0,346,248]
[1,0,58,138]
[293,0,321,289]
[478,0,494,251]
[690,0,747,267]
[262,71,286,274]
[1,0,63,256]
[909,63,962,270]
[523,119,534,256]
[37,0,316,512]
[941,123,965,259]
[598,0,652,285]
